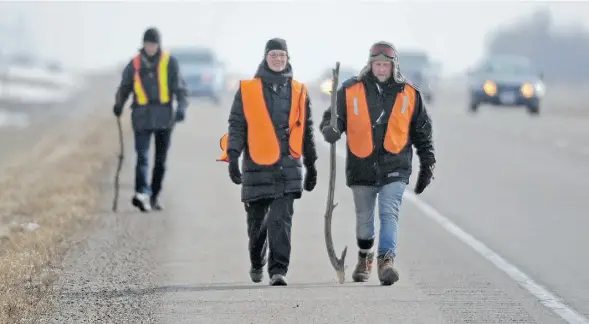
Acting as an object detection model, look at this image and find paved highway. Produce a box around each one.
[33,86,589,323]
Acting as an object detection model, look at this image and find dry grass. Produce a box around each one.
[0,106,131,323]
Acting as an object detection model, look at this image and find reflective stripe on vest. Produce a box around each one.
[132,51,171,105]
[216,78,307,165]
[345,82,416,158]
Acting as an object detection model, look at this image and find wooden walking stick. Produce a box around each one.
[324,61,348,284]
[112,116,124,212]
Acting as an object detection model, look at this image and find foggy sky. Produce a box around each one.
[1,1,588,81]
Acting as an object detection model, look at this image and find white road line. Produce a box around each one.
[319,140,589,324]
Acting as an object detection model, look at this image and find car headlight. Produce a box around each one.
[520,83,535,98]
[320,79,333,95]
[483,80,497,96]
[534,82,545,97]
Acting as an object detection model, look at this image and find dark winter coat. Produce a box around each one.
[114,48,188,131]
[226,61,318,203]
[320,72,435,187]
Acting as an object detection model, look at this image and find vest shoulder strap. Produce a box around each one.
[240,78,261,88]
[132,55,141,70]
[291,79,302,89]
[404,81,419,93]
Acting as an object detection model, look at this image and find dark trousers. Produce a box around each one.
[245,194,295,276]
[133,128,173,197]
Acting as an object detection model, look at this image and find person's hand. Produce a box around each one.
[228,159,242,185]
[113,104,123,117]
[414,164,434,194]
[175,107,186,122]
[319,110,330,130]
[303,164,317,191]
[321,126,341,144]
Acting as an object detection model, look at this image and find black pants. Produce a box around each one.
[245,194,295,276]
[133,128,173,197]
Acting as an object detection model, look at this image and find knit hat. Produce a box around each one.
[143,27,161,44]
[357,41,405,83]
[265,38,288,55]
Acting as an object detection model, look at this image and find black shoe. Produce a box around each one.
[131,193,151,212]
[249,267,263,283]
[269,274,287,286]
[150,196,164,211]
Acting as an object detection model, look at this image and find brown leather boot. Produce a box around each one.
[377,252,399,286]
[351,251,374,282]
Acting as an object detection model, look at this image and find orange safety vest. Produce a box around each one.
[217,78,307,166]
[345,82,416,158]
[132,51,171,105]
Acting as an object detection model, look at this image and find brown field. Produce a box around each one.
[0,72,132,323]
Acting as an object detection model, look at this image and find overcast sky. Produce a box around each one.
[1,0,588,81]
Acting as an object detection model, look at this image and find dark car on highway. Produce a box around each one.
[172,47,225,104]
[467,55,545,115]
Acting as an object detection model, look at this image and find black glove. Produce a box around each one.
[228,152,242,185]
[175,105,186,122]
[414,164,434,195]
[113,104,123,117]
[319,110,331,130]
[321,126,341,144]
[303,164,317,192]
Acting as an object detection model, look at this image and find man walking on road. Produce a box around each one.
[113,27,188,212]
[217,38,318,286]
[319,41,436,286]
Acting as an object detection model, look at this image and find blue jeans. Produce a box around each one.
[351,181,407,258]
[134,128,173,197]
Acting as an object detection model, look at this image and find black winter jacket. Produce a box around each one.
[114,48,188,131]
[226,62,318,203]
[320,73,435,187]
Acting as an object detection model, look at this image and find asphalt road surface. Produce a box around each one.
[34,89,589,323]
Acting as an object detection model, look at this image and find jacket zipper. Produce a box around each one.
[373,88,384,186]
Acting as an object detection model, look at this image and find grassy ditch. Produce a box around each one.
[0,105,131,323]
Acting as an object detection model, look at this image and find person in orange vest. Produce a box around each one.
[217,38,318,286]
[113,27,188,212]
[319,41,436,286]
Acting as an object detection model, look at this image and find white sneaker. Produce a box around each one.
[131,193,151,212]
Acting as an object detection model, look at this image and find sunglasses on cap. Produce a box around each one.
[369,44,395,58]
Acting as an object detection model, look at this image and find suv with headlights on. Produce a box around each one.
[467,55,545,115]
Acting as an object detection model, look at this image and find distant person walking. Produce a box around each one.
[113,27,188,212]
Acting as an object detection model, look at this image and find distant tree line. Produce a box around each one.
[484,9,589,83]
